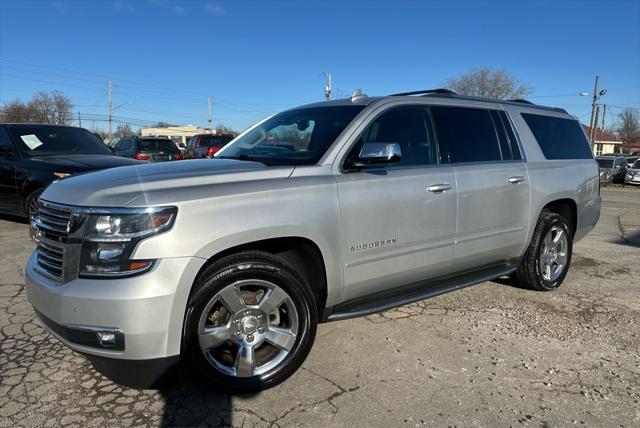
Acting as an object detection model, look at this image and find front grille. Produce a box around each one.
[32,201,81,282]
[36,240,65,279]
[35,205,72,239]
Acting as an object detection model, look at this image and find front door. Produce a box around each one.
[336,106,457,302]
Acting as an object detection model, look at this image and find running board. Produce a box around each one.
[325,260,520,322]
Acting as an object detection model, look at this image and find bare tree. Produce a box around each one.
[28,90,73,124]
[215,124,237,135]
[114,123,134,138]
[616,108,640,140]
[153,121,178,128]
[0,90,73,124]
[0,99,34,123]
[443,67,532,99]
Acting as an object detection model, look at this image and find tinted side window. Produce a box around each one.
[499,111,522,160]
[490,111,511,160]
[521,113,592,159]
[431,107,502,163]
[350,106,439,167]
[0,127,14,152]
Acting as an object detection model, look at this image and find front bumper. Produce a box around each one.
[624,175,640,184]
[26,252,206,361]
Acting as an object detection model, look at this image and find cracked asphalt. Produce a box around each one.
[1,187,639,427]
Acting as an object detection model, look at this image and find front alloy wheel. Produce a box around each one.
[185,251,317,392]
[197,279,299,378]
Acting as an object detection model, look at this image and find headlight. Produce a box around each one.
[79,207,177,278]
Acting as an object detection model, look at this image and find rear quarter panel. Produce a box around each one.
[505,105,600,246]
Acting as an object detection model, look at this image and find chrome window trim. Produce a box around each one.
[337,103,528,174]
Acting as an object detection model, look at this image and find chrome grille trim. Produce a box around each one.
[32,200,86,283]
[35,203,73,238]
[35,240,64,279]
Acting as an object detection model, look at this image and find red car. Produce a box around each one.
[185,133,234,159]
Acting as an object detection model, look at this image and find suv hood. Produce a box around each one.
[41,159,294,207]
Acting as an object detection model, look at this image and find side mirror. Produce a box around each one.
[348,142,401,169]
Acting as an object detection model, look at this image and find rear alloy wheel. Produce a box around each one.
[514,211,573,291]
[185,251,317,392]
[538,225,569,282]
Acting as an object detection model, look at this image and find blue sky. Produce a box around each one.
[1,0,639,132]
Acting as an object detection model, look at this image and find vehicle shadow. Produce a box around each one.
[157,364,258,427]
[0,212,28,224]
[491,275,527,290]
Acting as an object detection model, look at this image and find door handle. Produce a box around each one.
[508,176,526,184]
[427,183,452,193]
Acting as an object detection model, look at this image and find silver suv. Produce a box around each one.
[26,89,601,392]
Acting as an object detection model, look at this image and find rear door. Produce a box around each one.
[431,106,530,270]
[336,105,457,301]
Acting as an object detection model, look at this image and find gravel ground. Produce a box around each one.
[1,188,639,427]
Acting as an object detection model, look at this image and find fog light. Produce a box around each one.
[96,331,117,347]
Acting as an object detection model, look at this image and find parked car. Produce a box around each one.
[185,133,234,159]
[176,141,187,154]
[596,155,627,183]
[26,89,601,392]
[624,159,640,185]
[626,156,638,168]
[114,136,183,161]
[0,123,140,219]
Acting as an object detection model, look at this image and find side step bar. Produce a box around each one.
[324,260,520,322]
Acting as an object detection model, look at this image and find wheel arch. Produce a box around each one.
[192,236,329,319]
[539,197,578,238]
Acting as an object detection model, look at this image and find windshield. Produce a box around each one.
[597,159,614,168]
[139,139,179,153]
[7,125,113,157]
[200,135,233,147]
[216,105,364,166]
[633,160,640,169]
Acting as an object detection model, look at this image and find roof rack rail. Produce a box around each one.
[510,99,534,105]
[391,88,457,97]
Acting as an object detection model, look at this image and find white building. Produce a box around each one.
[140,124,214,146]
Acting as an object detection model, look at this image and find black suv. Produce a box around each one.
[0,123,140,219]
[114,136,183,161]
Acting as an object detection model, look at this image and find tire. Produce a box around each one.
[514,210,573,291]
[183,251,317,393]
[24,189,43,219]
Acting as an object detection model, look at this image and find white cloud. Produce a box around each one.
[205,2,225,15]
[174,5,185,14]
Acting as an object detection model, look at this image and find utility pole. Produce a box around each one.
[77,111,81,128]
[593,105,601,154]
[601,104,607,132]
[108,80,113,143]
[208,97,213,133]
[588,75,599,146]
[324,72,332,100]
